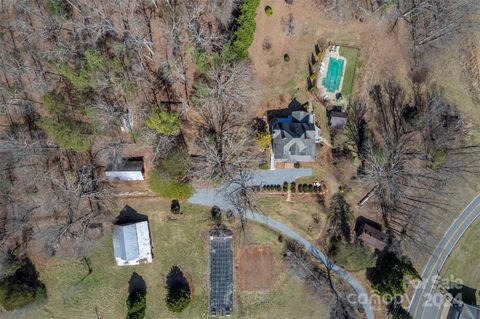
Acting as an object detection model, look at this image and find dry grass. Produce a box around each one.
[257,196,327,240]
[441,218,480,290]
[13,197,331,319]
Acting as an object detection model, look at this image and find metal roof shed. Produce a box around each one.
[106,157,144,181]
[112,221,152,266]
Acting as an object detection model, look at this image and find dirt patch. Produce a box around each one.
[237,244,275,291]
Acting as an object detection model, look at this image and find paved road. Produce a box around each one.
[188,169,375,319]
[408,194,480,319]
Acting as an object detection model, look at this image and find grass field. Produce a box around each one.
[18,197,330,319]
[441,218,480,291]
[339,47,359,97]
[257,196,327,239]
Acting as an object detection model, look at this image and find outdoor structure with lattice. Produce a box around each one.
[209,227,233,316]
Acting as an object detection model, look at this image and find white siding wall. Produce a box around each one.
[106,171,144,181]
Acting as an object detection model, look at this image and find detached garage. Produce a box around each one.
[106,157,144,181]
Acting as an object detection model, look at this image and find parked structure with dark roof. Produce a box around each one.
[106,157,144,181]
[112,221,152,266]
[209,228,233,316]
[270,110,321,165]
[357,223,388,251]
[329,111,347,129]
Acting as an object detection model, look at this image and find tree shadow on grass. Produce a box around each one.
[126,272,147,319]
[115,205,148,225]
[128,272,146,294]
[165,266,191,313]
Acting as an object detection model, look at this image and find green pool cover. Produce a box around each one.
[322,57,345,93]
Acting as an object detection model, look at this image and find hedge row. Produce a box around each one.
[223,0,261,61]
[261,182,323,193]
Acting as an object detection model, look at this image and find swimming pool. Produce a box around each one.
[322,57,345,93]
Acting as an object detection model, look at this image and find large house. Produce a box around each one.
[112,221,153,266]
[270,110,321,167]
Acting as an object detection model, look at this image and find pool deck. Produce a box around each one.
[316,46,347,102]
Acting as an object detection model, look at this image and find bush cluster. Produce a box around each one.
[36,117,92,153]
[297,183,322,193]
[145,107,182,136]
[0,255,46,311]
[148,148,193,200]
[262,184,282,192]
[264,5,273,16]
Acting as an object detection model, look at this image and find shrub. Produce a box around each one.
[256,130,271,149]
[45,0,72,18]
[276,184,281,191]
[145,107,182,136]
[211,206,222,224]
[57,63,90,91]
[427,147,446,170]
[298,184,303,192]
[259,162,269,169]
[156,148,192,179]
[283,182,289,192]
[284,54,290,62]
[302,184,308,192]
[57,49,129,94]
[36,117,92,153]
[148,177,193,200]
[294,162,300,168]
[308,184,314,192]
[126,290,146,319]
[290,182,296,192]
[170,200,180,214]
[148,149,193,199]
[0,257,46,311]
[224,0,261,61]
[264,5,273,15]
[42,91,66,113]
[193,49,209,75]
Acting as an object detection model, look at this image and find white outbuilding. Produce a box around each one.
[105,157,144,181]
[112,221,152,266]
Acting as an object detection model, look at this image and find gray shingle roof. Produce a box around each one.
[271,120,316,162]
[329,111,347,129]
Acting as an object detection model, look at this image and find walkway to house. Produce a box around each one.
[187,168,374,319]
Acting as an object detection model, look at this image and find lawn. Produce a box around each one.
[441,218,480,291]
[257,196,327,240]
[339,47,359,97]
[21,197,330,319]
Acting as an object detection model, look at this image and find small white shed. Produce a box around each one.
[106,157,144,181]
[112,221,153,266]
